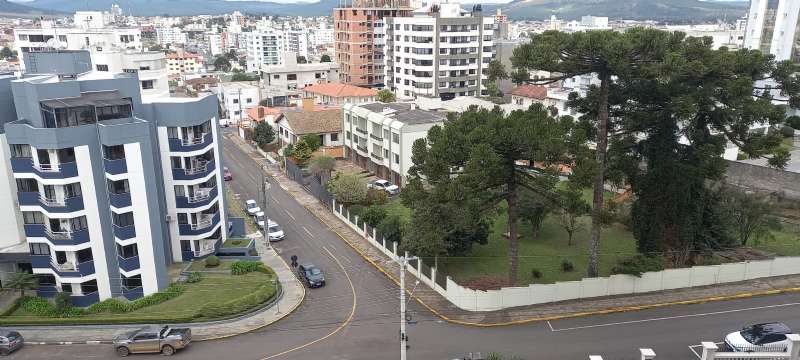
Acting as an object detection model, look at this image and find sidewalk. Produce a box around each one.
[17,237,304,344]
[228,133,800,326]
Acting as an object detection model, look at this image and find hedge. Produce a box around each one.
[195,283,276,319]
[230,260,273,275]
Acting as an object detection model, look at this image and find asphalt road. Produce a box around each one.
[13,131,800,360]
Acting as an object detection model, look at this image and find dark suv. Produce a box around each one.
[297,264,326,288]
[0,330,23,356]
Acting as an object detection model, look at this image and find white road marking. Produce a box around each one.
[303,226,315,238]
[272,197,280,205]
[550,302,800,332]
[689,342,724,359]
[284,210,296,220]
[547,320,554,332]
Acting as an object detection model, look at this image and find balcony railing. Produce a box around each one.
[17,192,84,213]
[118,255,140,272]
[168,132,213,152]
[11,158,79,179]
[108,192,132,208]
[25,225,90,246]
[176,187,218,208]
[172,159,215,181]
[355,127,367,135]
[113,224,136,240]
[178,212,221,236]
[191,215,214,230]
[356,145,368,153]
[369,134,383,141]
[103,157,128,175]
[31,255,95,278]
[46,228,72,240]
[122,286,144,301]
[371,152,384,160]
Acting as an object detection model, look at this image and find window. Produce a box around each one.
[174,185,185,197]
[103,145,125,160]
[331,133,338,142]
[10,144,31,158]
[71,216,88,231]
[287,74,297,81]
[16,179,37,192]
[232,98,239,104]
[177,213,188,225]
[346,131,351,140]
[117,243,138,259]
[23,211,44,224]
[394,153,400,164]
[96,64,109,71]
[392,133,400,144]
[18,34,28,41]
[122,274,142,289]
[273,74,280,79]
[246,98,252,103]
[30,243,50,255]
[107,179,129,194]
[64,183,82,198]
[384,149,389,158]
[96,104,132,121]
[167,127,178,139]
[76,248,93,263]
[141,80,154,89]
[113,212,135,228]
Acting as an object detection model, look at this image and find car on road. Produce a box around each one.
[0,330,23,356]
[267,222,285,241]
[245,199,261,215]
[113,325,191,357]
[724,323,792,352]
[255,211,266,229]
[367,179,400,196]
[297,263,325,288]
[223,167,232,181]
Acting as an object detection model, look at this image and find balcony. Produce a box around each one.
[70,292,100,307]
[103,157,128,176]
[24,225,90,246]
[31,255,95,277]
[113,224,136,240]
[178,212,221,236]
[17,192,84,213]
[36,284,57,298]
[11,158,79,179]
[122,286,144,301]
[172,159,215,181]
[369,133,383,141]
[109,192,132,208]
[356,144,368,153]
[168,132,213,152]
[371,152,384,161]
[175,186,218,208]
[355,127,367,135]
[117,255,140,272]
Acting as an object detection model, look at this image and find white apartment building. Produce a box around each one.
[261,52,339,92]
[744,0,800,62]
[285,29,311,60]
[207,32,225,56]
[216,82,261,123]
[245,29,286,72]
[91,50,170,98]
[156,26,188,46]
[342,102,446,186]
[311,24,334,48]
[384,1,495,101]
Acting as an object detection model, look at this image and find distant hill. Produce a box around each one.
[498,0,749,22]
[0,0,61,17]
[13,0,747,20]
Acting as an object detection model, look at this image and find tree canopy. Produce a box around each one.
[253,121,275,147]
[320,54,332,63]
[376,89,396,103]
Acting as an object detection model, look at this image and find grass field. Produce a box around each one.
[222,238,251,248]
[226,187,259,234]
[1,271,276,324]
[186,258,236,271]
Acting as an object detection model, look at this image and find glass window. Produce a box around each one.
[30,243,50,255]
[16,179,37,192]
[113,212,134,228]
[71,216,88,231]
[392,133,400,144]
[117,243,139,259]
[107,179,129,194]
[122,274,142,289]
[10,144,31,158]
[141,80,154,89]
[167,127,178,139]
[64,183,82,198]
[96,64,109,71]
[76,248,93,263]
[22,211,44,224]
[331,133,338,142]
[394,153,399,164]
[103,145,125,160]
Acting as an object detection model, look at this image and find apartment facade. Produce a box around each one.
[744,0,800,62]
[91,50,170,98]
[245,29,286,72]
[216,82,261,123]
[13,24,141,70]
[3,51,226,306]
[166,51,204,75]
[342,102,445,185]
[384,2,495,100]
[262,53,340,92]
[334,0,413,87]
[156,26,188,46]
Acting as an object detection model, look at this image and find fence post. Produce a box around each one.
[393,242,398,256]
[700,342,717,360]
[431,266,437,288]
[640,348,655,360]
[373,227,377,241]
[787,334,800,360]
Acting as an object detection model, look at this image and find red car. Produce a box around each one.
[223,167,232,181]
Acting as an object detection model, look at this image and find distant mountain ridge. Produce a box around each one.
[13,0,747,21]
[0,0,61,17]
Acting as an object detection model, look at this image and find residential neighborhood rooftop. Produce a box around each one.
[357,102,447,125]
[303,83,378,98]
[282,108,342,135]
[510,84,548,100]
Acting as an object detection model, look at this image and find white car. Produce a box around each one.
[245,199,261,216]
[724,323,792,352]
[267,222,285,241]
[367,179,400,196]
[255,211,266,229]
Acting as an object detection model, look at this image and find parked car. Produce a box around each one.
[0,330,23,356]
[245,199,261,216]
[113,325,191,357]
[223,167,232,181]
[725,323,792,352]
[267,222,285,241]
[297,263,325,288]
[367,179,400,196]
[255,211,266,229]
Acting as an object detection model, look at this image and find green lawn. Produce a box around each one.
[226,187,258,234]
[223,238,251,248]
[186,259,236,271]
[383,198,412,223]
[753,225,800,256]
[1,271,276,324]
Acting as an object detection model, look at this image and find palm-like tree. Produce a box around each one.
[5,271,38,296]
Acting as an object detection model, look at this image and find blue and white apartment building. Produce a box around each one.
[0,50,226,305]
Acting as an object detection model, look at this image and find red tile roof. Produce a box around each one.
[302,83,378,98]
[510,85,548,100]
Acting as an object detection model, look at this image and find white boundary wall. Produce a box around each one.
[331,199,800,312]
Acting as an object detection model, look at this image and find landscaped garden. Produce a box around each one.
[226,187,258,234]
[0,260,277,325]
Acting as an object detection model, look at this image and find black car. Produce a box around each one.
[0,330,23,356]
[297,264,325,288]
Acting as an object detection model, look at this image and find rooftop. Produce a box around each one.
[281,108,342,135]
[303,83,377,98]
[511,84,548,100]
[221,81,259,90]
[357,102,447,125]
[262,62,338,74]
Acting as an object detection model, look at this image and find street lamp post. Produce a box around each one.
[262,173,272,251]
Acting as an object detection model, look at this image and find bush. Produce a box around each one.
[365,189,388,205]
[780,125,795,138]
[54,292,72,311]
[186,272,203,283]
[327,173,367,205]
[348,204,365,218]
[531,269,542,279]
[560,259,575,273]
[205,255,220,268]
[195,284,276,319]
[230,261,271,275]
[360,205,388,227]
[611,255,665,277]
[787,115,800,130]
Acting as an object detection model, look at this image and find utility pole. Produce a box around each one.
[261,173,272,251]
[398,254,416,360]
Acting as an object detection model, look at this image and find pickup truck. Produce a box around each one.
[113,325,191,356]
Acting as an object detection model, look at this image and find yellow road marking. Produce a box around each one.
[259,246,357,359]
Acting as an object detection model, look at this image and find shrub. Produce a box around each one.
[195,284,276,319]
[231,261,271,275]
[560,259,575,273]
[348,204,365,218]
[54,292,72,311]
[19,296,58,317]
[780,125,795,138]
[365,188,388,205]
[787,115,800,130]
[186,272,203,283]
[360,205,388,227]
[531,269,542,280]
[611,255,665,277]
[327,173,367,205]
[205,255,220,268]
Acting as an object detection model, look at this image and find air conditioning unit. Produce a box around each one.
[165,215,173,223]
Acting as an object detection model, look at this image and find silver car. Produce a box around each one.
[0,330,23,356]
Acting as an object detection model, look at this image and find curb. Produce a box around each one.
[27,341,111,345]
